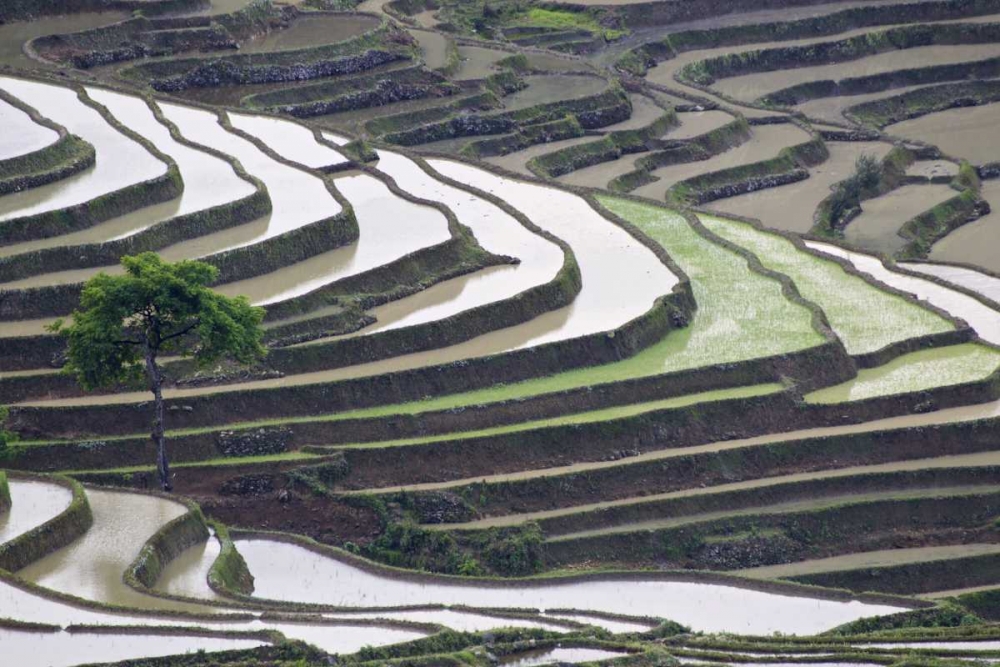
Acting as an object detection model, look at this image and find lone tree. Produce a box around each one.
[53,253,265,492]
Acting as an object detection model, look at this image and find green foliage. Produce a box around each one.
[54,253,266,391]
[0,406,16,454]
[481,522,544,576]
[829,604,982,635]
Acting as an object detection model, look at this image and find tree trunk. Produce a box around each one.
[144,343,171,492]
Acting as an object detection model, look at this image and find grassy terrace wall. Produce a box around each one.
[789,551,1000,595]
[0,471,9,515]
[547,489,1000,569]
[0,0,207,22]
[526,105,678,179]
[679,22,1000,88]
[0,473,92,572]
[365,92,502,138]
[124,499,209,590]
[667,122,828,205]
[847,79,1000,129]
[597,0,1000,29]
[207,522,254,596]
[0,89,96,197]
[121,18,412,92]
[614,0,1000,76]
[760,55,1000,107]
[0,87,182,249]
[383,85,629,146]
[608,115,751,193]
[243,66,460,118]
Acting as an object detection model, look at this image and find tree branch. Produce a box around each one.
[160,320,200,344]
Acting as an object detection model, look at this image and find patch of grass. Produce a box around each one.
[511,8,627,41]
[700,214,954,355]
[805,343,1000,403]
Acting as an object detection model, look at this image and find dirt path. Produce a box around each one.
[737,543,1000,579]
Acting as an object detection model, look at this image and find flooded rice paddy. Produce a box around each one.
[0,479,72,545]
[902,261,1000,303]
[710,141,893,233]
[713,44,1000,104]
[500,647,629,666]
[888,102,1000,164]
[701,215,955,354]
[236,538,904,635]
[0,97,58,160]
[157,101,340,251]
[0,77,167,223]
[805,343,1000,403]
[843,183,957,254]
[237,13,379,54]
[928,180,1000,272]
[0,629,265,667]
[503,75,608,111]
[634,123,810,200]
[804,241,1000,344]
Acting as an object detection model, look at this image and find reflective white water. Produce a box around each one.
[238,539,904,635]
[157,102,340,250]
[0,628,264,667]
[228,112,348,170]
[0,480,72,547]
[0,77,166,222]
[902,262,1000,304]
[429,160,676,348]
[805,241,1000,344]
[353,151,564,333]
[0,97,58,160]
[501,647,628,666]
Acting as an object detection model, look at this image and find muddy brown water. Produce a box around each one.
[454,45,509,81]
[0,12,127,69]
[502,75,608,111]
[633,122,810,200]
[0,480,72,546]
[805,241,1000,345]
[0,98,58,160]
[555,150,645,189]
[667,109,734,139]
[928,180,1000,272]
[796,84,930,125]
[20,161,674,406]
[709,141,893,233]
[0,77,168,223]
[714,44,1000,104]
[236,538,904,635]
[739,543,1000,579]
[907,160,959,179]
[237,13,379,54]
[485,135,596,175]
[888,102,1000,164]
[18,487,209,612]
[411,28,450,70]
[154,531,225,602]
[843,183,957,254]
[902,261,1000,303]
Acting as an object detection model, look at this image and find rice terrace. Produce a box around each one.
[5,0,1000,664]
